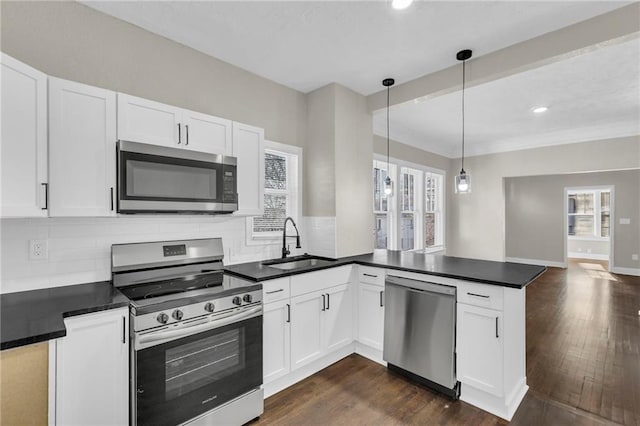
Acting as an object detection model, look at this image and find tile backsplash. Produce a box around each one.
[0,215,338,294]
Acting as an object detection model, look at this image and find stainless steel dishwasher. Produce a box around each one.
[383,275,459,399]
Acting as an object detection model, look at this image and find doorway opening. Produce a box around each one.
[564,186,614,271]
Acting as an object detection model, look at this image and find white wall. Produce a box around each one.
[567,239,610,259]
[0,217,301,294]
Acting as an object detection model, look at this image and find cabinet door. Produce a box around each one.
[263,299,291,384]
[117,93,181,148]
[182,109,232,155]
[324,283,353,353]
[357,282,385,351]
[290,290,324,370]
[232,122,264,216]
[456,303,504,396]
[55,308,128,426]
[0,54,48,217]
[49,78,116,216]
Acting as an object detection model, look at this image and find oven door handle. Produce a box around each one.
[135,306,262,350]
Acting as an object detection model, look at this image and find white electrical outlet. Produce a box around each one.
[633,254,639,261]
[29,239,48,260]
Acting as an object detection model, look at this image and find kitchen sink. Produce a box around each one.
[262,255,336,271]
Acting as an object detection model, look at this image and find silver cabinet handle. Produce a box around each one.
[185,124,189,145]
[177,123,182,144]
[379,290,384,307]
[286,304,290,323]
[110,187,114,211]
[326,293,330,310]
[41,183,48,210]
[495,317,499,338]
[122,316,126,344]
[467,292,489,299]
[321,294,326,311]
[363,273,378,278]
[266,289,284,294]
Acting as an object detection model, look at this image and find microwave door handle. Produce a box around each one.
[136,306,262,349]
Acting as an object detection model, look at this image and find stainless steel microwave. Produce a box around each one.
[116,141,238,214]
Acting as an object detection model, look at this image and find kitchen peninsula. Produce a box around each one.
[225,250,545,420]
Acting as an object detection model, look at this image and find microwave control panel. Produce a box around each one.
[223,167,237,202]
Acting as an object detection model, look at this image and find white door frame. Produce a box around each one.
[563,185,615,271]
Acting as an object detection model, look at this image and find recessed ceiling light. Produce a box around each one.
[392,0,413,10]
[532,106,548,114]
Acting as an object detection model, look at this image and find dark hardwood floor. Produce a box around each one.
[253,260,639,425]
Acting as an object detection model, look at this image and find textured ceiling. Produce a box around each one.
[373,38,640,158]
[81,1,637,157]
[82,1,629,95]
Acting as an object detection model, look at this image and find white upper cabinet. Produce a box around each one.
[232,122,264,216]
[117,93,180,148]
[0,53,48,217]
[182,109,232,155]
[117,93,233,155]
[49,77,117,217]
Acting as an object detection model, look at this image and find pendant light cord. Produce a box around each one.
[461,58,466,172]
[387,84,390,171]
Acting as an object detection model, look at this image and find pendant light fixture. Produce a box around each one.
[383,78,395,196]
[455,49,472,194]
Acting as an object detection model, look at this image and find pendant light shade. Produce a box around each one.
[455,49,472,194]
[383,78,395,197]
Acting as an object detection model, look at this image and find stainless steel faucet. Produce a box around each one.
[282,217,301,258]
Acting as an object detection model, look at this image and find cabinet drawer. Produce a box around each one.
[262,277,290,303]
[290,266,352,297]
[358,266,385,286]
[457,281,504,311]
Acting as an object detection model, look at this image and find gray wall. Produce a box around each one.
[335,85,373,257]
[447,136,640,263]
[304,85,336,217]
[373,134,450,172]
[1,1,306,147]
[505,169,640,269]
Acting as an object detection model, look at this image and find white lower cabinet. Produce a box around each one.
[456,303,504,396]
[262,269,353,389]
[51,308,128,426]
[263,299,291,384]
[324,284,353,352]
[290,290,325,370]
[357,282,385,351]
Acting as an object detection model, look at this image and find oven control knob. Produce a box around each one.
[204,302,215,313]
[232,296,242,306]
[172,309,184,321]
[243,294,253,303]
[157,313,169,324]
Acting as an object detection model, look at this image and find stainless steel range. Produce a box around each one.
[111,238,263,426]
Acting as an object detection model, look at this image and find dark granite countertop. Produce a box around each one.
[224,250,546,289]
[1,281,129,351]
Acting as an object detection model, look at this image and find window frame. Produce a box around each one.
[567,188,611,241]
[373,154,445,253]
[246,140,302,245]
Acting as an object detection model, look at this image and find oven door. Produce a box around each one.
[117,140,237,214]
[133,308,262,426]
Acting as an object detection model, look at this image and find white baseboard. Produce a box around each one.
[567,252,609,261]
[611,266,640,277]
[263,343,354,398]
[354,342,386,366]
[504,257,566,268]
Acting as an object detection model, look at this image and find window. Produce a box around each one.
[373,158,445,252]
[250,143,301,241]
[568,189,610,239]
[425,172,443,247]
[373,160,390,249]
[400,167,418,250]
